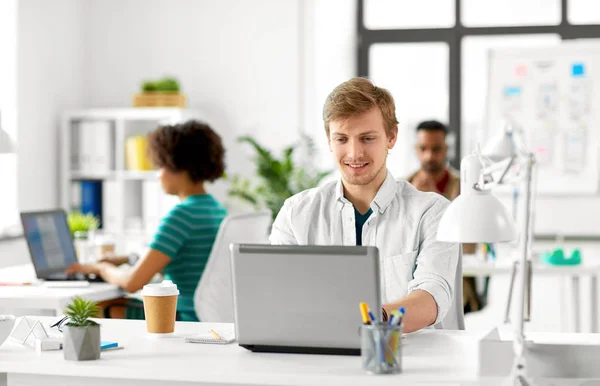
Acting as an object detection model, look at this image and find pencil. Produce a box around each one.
[209,329,222,340]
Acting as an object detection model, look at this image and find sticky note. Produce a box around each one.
[503,86,521,97]
[572,63,585,77]
[101,341,118,350]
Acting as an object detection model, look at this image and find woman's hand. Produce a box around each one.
[97,255,129,266]
[66,263,101,276]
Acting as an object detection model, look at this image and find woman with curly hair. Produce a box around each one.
[66,120,227,321]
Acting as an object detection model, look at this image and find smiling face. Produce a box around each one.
[328,107,397,187]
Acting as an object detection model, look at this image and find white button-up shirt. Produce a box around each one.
[269,170,459,324]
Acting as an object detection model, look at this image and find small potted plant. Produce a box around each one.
[63,297,101,361]
[133,76,186,107]
[66,211,99,237]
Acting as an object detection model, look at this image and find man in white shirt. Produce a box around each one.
[269,77,460,333]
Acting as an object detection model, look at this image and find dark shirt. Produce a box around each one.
[354,208,373,246]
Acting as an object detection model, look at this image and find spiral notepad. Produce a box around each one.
[184,332,235,345]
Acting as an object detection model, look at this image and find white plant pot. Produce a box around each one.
[63,324,100,361]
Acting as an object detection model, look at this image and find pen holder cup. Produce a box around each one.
[360,323,402,375]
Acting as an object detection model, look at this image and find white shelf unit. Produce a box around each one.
[60,108,204,240]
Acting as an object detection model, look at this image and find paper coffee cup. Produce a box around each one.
[141,280,179,336]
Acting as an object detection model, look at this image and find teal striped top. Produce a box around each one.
[149,194,227,321]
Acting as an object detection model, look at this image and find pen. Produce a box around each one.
[208,329,222,341]
[388,311,398,326]
[359,302,371,325]
[397,307,405,325]
[368,311,377,324]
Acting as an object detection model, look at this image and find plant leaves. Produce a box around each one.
[63,296,101,327]
[228,135,333,219]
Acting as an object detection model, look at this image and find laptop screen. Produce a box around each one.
[20,210,78,277]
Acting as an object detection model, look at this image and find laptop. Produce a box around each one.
[20,209,104,282]
[230,244,381,356]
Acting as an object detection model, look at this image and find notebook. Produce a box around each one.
[184,331,235,345]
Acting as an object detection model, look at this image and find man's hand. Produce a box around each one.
[66,263,101,276]
[411,172,439,193]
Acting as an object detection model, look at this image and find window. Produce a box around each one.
[370,43,449,178]
[358,0,600,168]
[364,0,455,29]
[461,0,561,27]
[0,0,18,237]
[568,0,600,25]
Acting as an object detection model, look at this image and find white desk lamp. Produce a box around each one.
[437,121,538,384]
[439,122,600,383]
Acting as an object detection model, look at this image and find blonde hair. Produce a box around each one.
[322,77,398,137]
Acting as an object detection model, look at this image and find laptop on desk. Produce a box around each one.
[20,210,105,283]
[230,244,381,356]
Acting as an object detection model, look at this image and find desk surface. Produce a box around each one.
[1,317,598,385]
[0,317,481,385]
[463,255,600,277]
[0,264,123,311]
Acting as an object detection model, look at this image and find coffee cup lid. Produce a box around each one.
[141,280,180,297]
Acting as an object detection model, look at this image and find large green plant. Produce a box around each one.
[228,135,333,219]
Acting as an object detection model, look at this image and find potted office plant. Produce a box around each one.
[63,297,101,361]
[66,211,99,237]
[133,76,186,107]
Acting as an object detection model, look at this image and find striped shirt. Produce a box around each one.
[149,194,227,321]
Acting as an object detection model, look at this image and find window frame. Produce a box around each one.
[357,0,600,168]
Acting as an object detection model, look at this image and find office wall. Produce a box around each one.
[15,0,356,209]
[17,0,86,211]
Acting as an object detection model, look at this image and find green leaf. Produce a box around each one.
[227,134,333,220]
[63,297,101,327]
[67,211,99,236]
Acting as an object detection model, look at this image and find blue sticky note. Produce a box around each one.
[101,341,118,350]
[572,63,585,77]
[504,86,521,97]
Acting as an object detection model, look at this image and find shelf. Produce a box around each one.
[62,108,203,121]
[61,108,203,241]
[119,170,159,180]
[70,171,115,180]
[69,170,158,180]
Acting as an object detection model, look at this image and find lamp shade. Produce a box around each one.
[482,131,514,162]
[437,191,518,243]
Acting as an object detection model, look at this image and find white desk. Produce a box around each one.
[0,264,123,315]
[463,256,600,333]
[0,317,597,386]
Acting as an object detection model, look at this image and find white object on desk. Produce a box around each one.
[185,331,235,344]
[42,281,90,288]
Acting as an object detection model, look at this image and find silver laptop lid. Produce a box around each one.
[230,244,381,352]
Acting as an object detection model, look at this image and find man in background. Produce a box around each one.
[406,120,481,313]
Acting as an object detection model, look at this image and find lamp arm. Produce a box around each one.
[474,155,522,191]
[513,152,535,364]
[497,155,518,185]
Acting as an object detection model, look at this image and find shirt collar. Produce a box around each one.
[335,169,398,214]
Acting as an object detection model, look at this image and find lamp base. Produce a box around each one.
[507,353,532,386]
[479,326,600,379]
